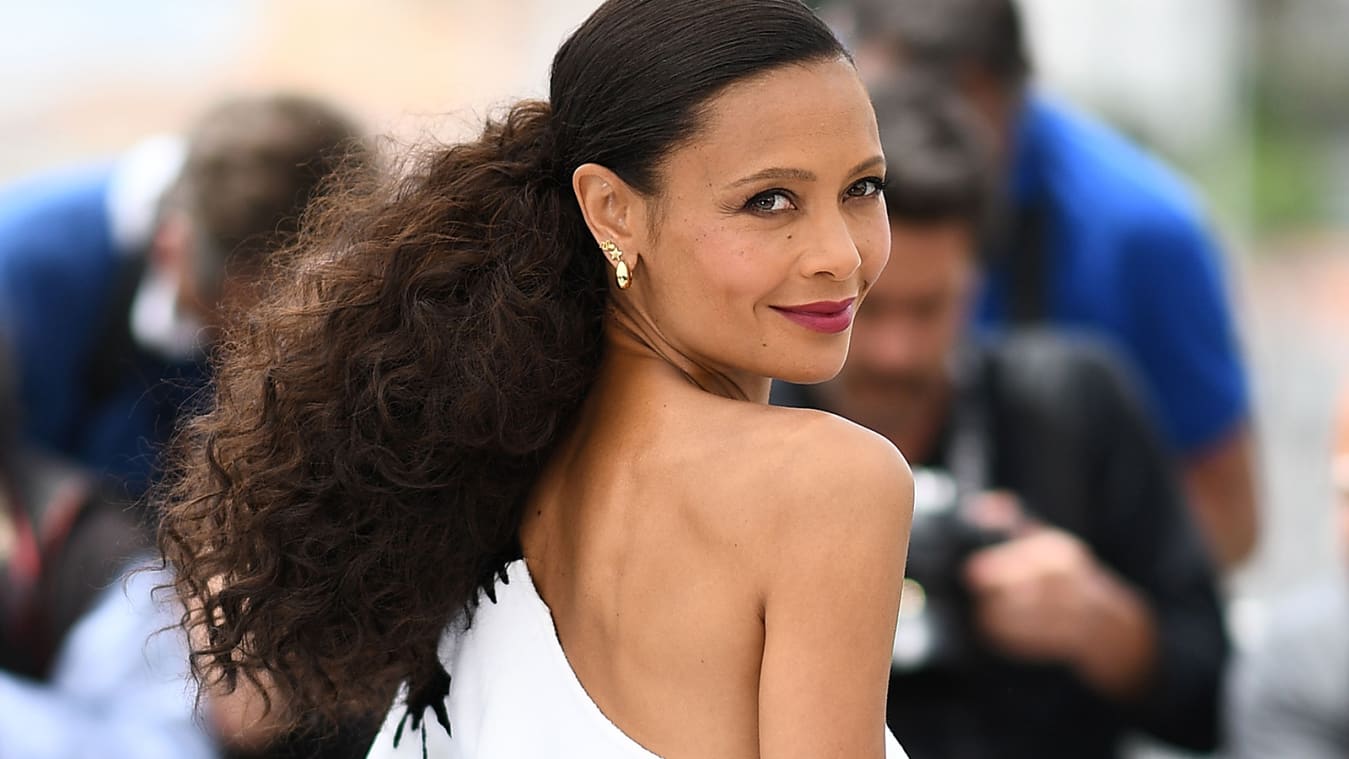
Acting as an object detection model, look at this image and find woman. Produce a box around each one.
[158,1,914,757]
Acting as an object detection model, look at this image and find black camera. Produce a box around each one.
[892,467,1009,673]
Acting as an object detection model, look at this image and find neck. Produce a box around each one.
[603,303,770,404]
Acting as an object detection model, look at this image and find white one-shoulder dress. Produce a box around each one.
[366,560,909,759]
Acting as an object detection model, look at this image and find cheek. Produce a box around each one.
[679,224,787,312]
[643,218,788,358]
[856,213,892,290]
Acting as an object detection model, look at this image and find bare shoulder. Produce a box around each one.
[753,404,912,505]
[743,406,914,756]
[715,403,914,566]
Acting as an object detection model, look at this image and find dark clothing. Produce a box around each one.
[0,451,149,679]
[774,332,1229,759]
[223,720,382,759]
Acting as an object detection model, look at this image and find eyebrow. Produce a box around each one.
[725,155,887,190]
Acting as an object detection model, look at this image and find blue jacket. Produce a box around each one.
[977,95,1249,456]
[0,163,200,496]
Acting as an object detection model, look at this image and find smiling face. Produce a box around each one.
[619,58,891,388]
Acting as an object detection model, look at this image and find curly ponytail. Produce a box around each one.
[159,100,605,721]
[158,0,847,728]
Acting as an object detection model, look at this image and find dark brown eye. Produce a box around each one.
[846,177,885,198]
[746,190,795,213]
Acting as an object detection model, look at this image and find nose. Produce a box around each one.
[801,208,862,281]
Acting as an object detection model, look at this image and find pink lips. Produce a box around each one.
[771,298,856,334]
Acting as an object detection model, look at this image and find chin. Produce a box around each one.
[770,351,850,386]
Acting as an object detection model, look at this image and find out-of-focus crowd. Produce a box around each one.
[0,1,1343,758]
[0,95,376,758]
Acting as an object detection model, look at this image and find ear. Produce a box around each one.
[572,163,649,274]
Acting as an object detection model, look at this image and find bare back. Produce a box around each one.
[520,351,911,759]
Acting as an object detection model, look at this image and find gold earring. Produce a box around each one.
[600,240,631,290]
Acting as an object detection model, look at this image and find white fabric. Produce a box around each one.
[129,269,206,361]
[367,560,908,759]
[106,134,207,362]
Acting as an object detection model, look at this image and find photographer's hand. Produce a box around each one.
[962,502,1159,703]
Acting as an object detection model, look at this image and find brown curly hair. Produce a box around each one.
[157,0,847,728]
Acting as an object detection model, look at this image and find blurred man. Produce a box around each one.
[0,94,366,499]
[774,77,1228,758]
[0,94,372,758]
[834,0,1257,570]
[1225,389,1349,757]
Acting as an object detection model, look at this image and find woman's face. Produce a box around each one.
[632,57,890,387]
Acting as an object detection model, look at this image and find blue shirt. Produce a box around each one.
[0,163,199,495]
[0,563,218,759]
[976,95,1249,455]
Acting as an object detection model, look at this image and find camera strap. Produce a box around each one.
[945,193,1050,501]
[1007,201,1050,326]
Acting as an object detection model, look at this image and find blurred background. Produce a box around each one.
[10,0,1338,615]
[1,0,1346,755]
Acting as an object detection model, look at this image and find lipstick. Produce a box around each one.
[771,298,856,334]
